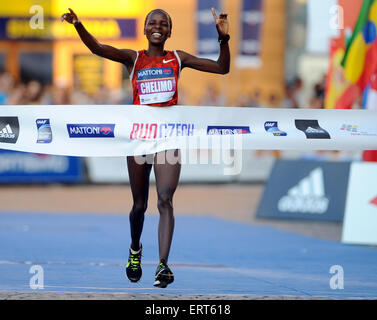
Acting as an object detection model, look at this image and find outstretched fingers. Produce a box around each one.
[61,8,78,23]
[211,7,218,21]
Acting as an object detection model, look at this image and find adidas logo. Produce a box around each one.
[0,124,16,139]
[306,127,324,134]
[277,167,329,214]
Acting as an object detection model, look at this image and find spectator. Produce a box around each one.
[7,82,27,105]
[237,93,251,107]
[309,78,326,109]
[199,83,226,106]
[70,86,94,104]
[26,80,43,104]
[247,89,262,107]
[94,85,110,104]
[284,76,304,108]
[40,84,53,104]
[51,85,70,105]
[0,72,15,104]
[266,92,281,108]
[283,81,298,108]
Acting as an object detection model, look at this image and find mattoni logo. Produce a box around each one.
[278,167,329,214]
[0,117,19,144]
[67,124,115,138]
[207,126,251,135]
[295,120,331,139]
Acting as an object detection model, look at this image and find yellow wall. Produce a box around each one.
[0,0,151,17]
[53,0,154,89]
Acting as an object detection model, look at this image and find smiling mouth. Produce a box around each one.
[151,32,162,39]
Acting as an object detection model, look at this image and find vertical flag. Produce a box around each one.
[325,39,348,108]
[196,0,221,59]
[235,0,264,68]
[341,0,377,92]
[326,0,377,108]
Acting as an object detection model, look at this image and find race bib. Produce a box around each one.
[136,67,176,104]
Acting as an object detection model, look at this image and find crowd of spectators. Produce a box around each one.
[1,70,330,109]
[197,76,328,109]
[0,72,133,106]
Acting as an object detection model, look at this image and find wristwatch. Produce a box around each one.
[218,34,230,45]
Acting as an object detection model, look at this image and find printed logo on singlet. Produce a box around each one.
[130,123,194,140]
[136,67,176,104]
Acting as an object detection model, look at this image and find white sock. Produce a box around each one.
[130,244,141,254]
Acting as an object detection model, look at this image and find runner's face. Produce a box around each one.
[144,12,171,44]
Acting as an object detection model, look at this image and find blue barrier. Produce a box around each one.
[0,150,83,184]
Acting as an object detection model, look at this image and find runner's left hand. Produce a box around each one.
[211,7,229,38]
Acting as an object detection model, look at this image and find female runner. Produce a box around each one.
[62,7,230,288]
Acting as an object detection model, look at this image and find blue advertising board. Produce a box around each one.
[0,150,83,184]
[256,160,351,222]
[236,0,264,68]
[197,0,221,57]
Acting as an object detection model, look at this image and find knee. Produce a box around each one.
[157,191,174,212]
[132,201,148,215]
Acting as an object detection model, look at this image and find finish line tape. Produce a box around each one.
[0,105,376,156]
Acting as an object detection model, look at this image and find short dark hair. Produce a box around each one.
[144,9,172,32]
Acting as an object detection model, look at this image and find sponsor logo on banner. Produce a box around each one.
[264,121,287,136]
[0,117,19,144]
[277,168,329,214]
[67,124,115,138]
[130,123,194,140]
[295,120,330,139]
[207,126,251,135]
[36,119,52,143]
[340,124,377,136]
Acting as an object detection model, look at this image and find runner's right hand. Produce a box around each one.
[61,8,79,24]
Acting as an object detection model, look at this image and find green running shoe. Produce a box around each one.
[153,260,174,288]
[126,245,142,282]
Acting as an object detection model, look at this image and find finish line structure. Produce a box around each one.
[0,105,376,156]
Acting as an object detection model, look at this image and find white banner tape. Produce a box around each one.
[0,105,376,156]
